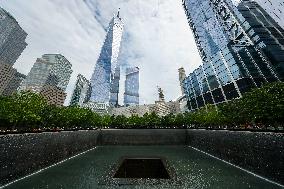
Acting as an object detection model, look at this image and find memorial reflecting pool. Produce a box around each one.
[4,146,282,189]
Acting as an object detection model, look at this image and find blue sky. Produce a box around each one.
[0,0,202,105]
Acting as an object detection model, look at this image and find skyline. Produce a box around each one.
[1,1,284,187]
[0,0,202,105]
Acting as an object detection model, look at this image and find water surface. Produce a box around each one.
[4,146,282,189]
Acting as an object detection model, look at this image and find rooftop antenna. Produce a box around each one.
[117,8,120,18]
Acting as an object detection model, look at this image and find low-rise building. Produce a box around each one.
[111,86,181,117]
[111,101,180,117]
[111,104,156,117]
[176,95,189,113]
[81,102,111,115]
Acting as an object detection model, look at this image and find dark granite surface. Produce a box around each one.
[0,129,283,186]
[99,129,188,145]
[0,130,100,186]
[187,129,284,185]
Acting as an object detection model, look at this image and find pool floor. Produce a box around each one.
[3,146,282,189]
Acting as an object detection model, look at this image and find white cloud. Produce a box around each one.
[1,0,202,105]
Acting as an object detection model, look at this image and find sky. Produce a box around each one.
[0,0,202,105]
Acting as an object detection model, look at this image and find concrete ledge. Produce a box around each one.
[187,129,284,185]
[98,129,188,145]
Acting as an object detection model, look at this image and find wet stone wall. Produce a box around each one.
[0,130,100,186]
[99,129,188,145]
[187,129,284,185]
[1,129,283,186]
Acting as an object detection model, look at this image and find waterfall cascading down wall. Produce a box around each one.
[0,129,283,186]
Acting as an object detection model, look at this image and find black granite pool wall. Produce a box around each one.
[186,129,284,185]
[99,129,188,145]
[1,129,283,187]
[0,130,100,186]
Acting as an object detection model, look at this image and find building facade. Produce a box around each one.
[124,67,139,106]
[0,7,27,66]
[21,54,72,93]
[111,101,180,117]
[0,63,16,94]
[2,71,26,96]
[20,54,72,106]
[0,7,27,95]
[109,67,120,107]
[81,102,111,115]
[90,11,124,105]
[182,0,284,111]
[40,84,67,106]
[178,67,186,95]
[111,104,156,117]
[112,86,180,117]
[41,54,72,91]
[253,0,284,30]
[176,95,189,113]
[177,67,189,113]
[69,74,91,106]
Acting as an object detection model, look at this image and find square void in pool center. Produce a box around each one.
[113,157,171,179]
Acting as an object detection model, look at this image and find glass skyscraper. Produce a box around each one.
[254,0,284,30]
[20,54,72,93]
[109,66,120,107]
[90,11,124,105]
[70,74,91,106]
[0,7,27,95]
[0,7,27,66]
[124,67,139,106]
[182,0,284,110]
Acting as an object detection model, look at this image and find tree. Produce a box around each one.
[239,82,284,128]
[7,91,47,130]
[174,113,186,128]
[0,96,13,129]
[126,115,140,128]
[100,115,112,128]
[1,82,283,131]
[219,82,284,129]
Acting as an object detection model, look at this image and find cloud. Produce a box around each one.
[85,0,202,103]
[1,0,106,105]
[1,0,202,105]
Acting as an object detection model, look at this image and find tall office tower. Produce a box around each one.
[237,1,284,80]
[178,67,186,95]
[0,8,27,66]
[0,7,27,94]
[20,54,72,106]
[109,66,120,107]
[2,71,26,96]
[21,54,72,92]
[253,0,284,30]
[182,0,284,111]
[90,10,124,104]
[70,74,91,106]
[124,67,139,106]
